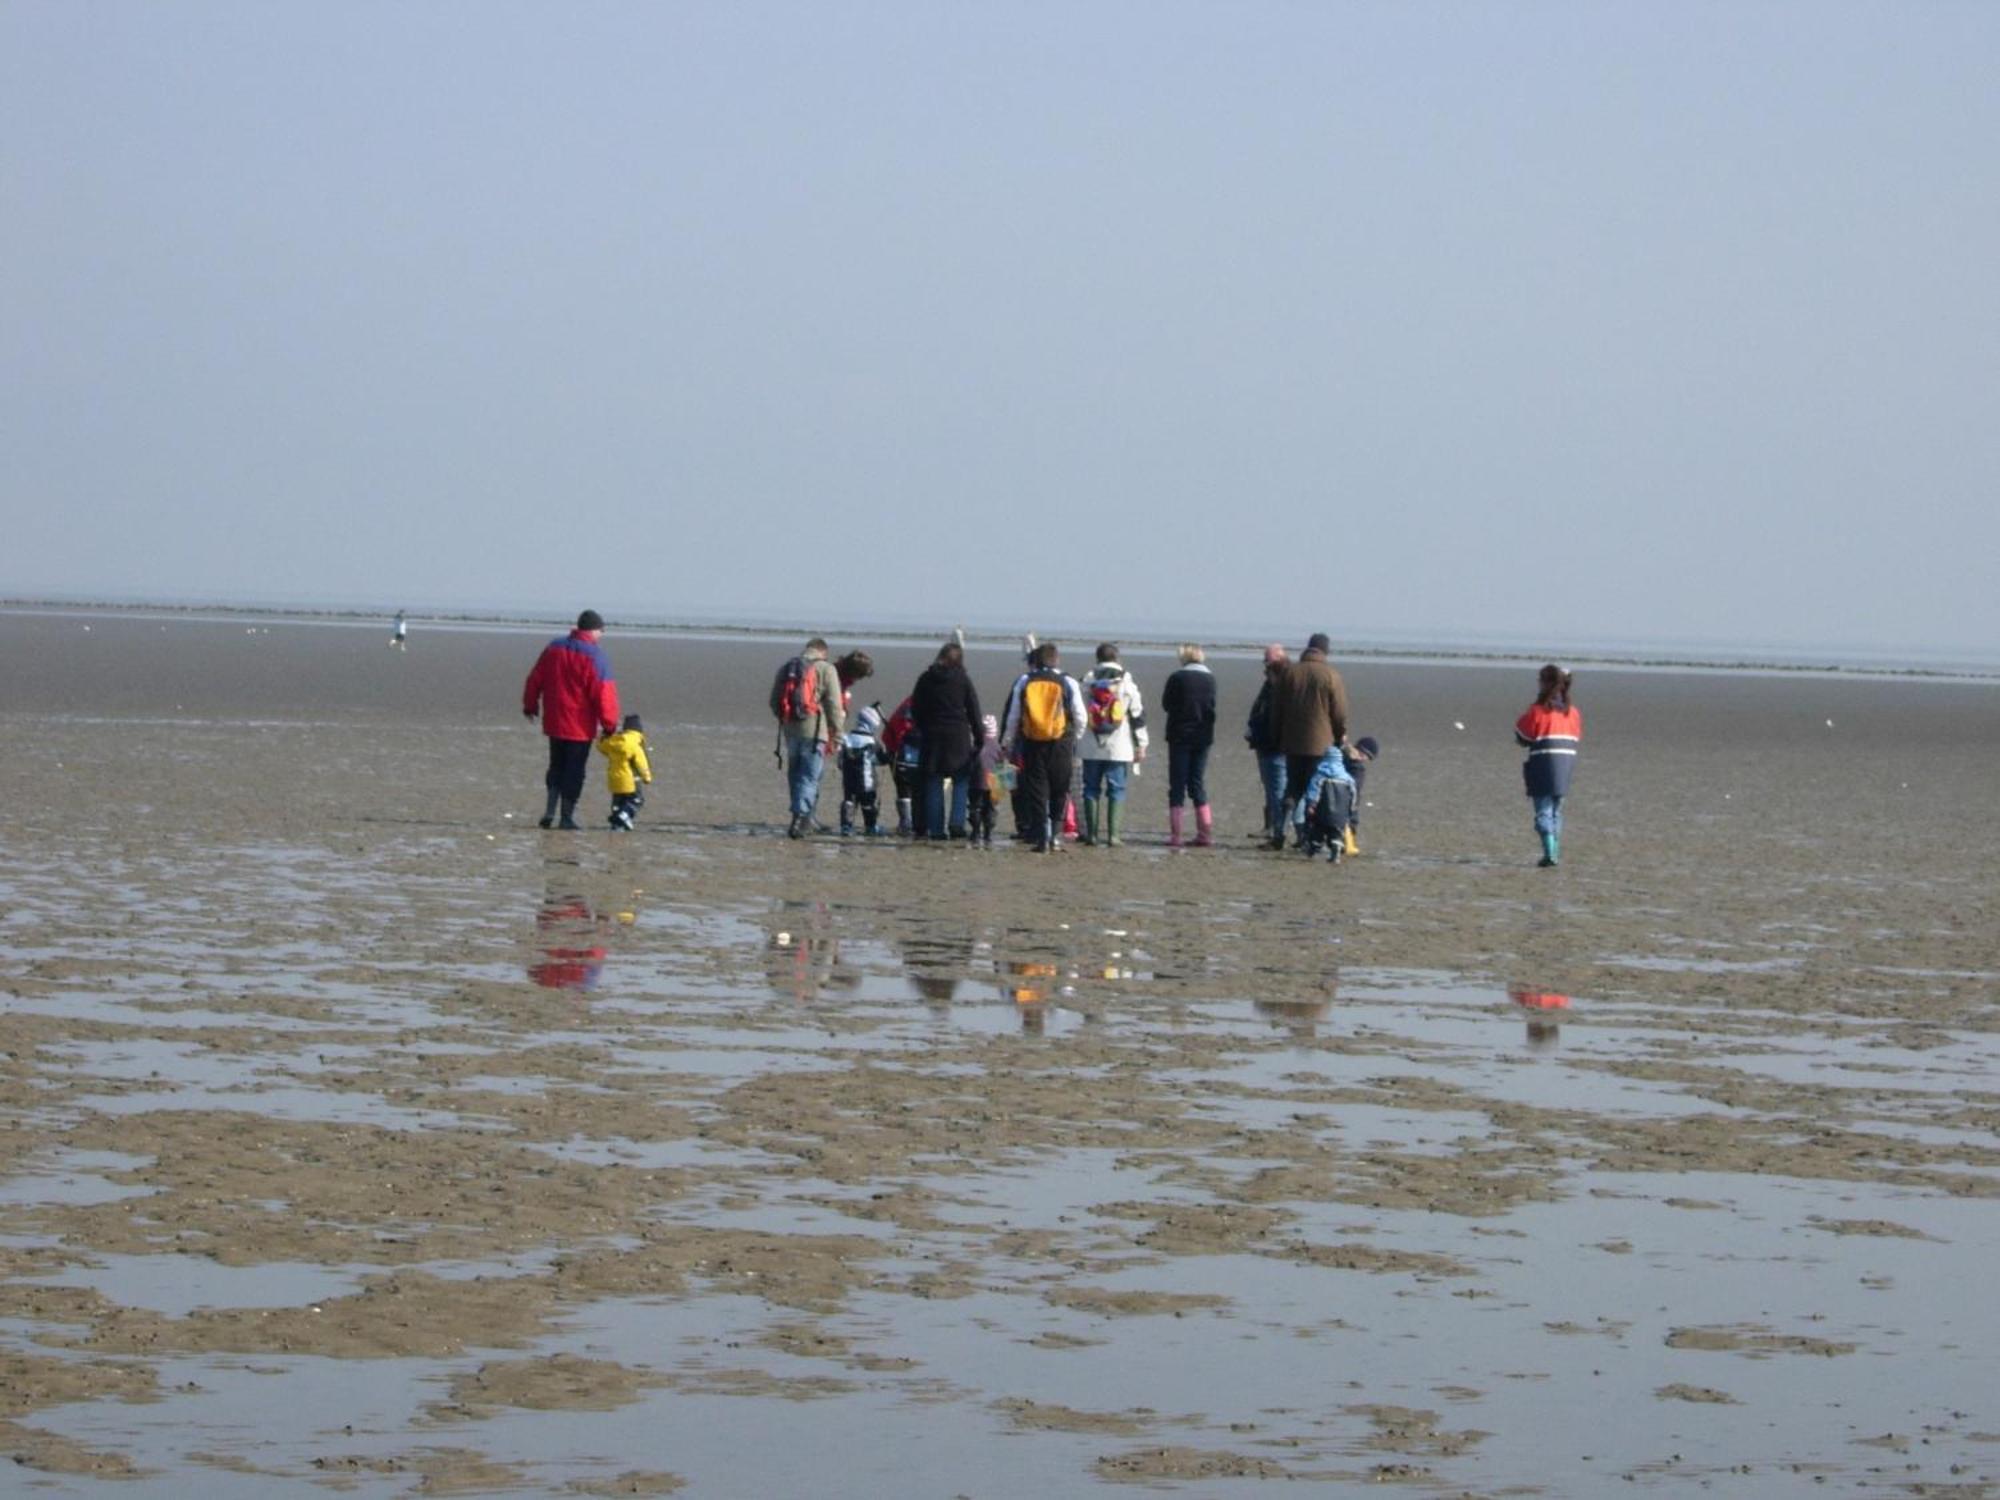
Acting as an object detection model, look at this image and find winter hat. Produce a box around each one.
[576,609,604,631]
[622,714,643,733]
[1354,736,1380,759]
[1306,631,1331,653]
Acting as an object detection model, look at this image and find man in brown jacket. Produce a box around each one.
[1266,632,1351,850]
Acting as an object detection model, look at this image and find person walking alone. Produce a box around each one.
[1515,664,1581,867]
[522,609,621,830]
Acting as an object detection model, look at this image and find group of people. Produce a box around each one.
[519,611,1584,866]
[765,634,1237,855]
[807,632,1383,859]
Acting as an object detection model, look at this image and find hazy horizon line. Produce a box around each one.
[5,593,1996,682]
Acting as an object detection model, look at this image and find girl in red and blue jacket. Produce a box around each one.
[1514,664,1581,868]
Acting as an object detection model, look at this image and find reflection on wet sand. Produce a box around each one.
[527,857,642,995]
[529,883,609,995]
[1005,960,1061,1035]
[899,927,974,1008]
[1255,970,1337,1036]
[1509,986,1571,1051]
[764,899,860,1002]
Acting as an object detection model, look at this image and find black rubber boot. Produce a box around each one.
[1267,800,1294,850]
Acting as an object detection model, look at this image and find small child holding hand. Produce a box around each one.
[596,715,653,831]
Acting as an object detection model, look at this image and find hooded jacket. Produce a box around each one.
[524,630,621,742]
[595,728,653,796]
[1079,663,1149,763]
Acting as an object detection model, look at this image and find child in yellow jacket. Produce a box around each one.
[596,715,653,831]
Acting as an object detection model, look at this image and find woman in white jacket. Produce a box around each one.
[1078,643,1149,846]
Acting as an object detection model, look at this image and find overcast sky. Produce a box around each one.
[4,3,1995,657]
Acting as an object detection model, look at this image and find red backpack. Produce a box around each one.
[771,656,821,724]
[1086,671,1126,736]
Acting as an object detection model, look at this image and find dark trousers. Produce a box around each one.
[892,762,925,836]
[1283,754,1323,808]
[840,758,880,831]
[545,739,592,803]
[968,787,996,842]
[1018,738,1074,847]
[1167,742,1212,808]
[1308,779,1354,845]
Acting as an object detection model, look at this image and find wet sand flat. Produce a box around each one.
[1,611,1997,1496]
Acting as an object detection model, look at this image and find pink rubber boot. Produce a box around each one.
[1194,806,1214,847]
[1168,806,1185,848]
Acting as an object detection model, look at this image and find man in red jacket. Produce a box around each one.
[522,609,622,829]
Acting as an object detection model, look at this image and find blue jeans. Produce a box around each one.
[1167,743,1210,807]
[1533,794,1564,837]
[1290,749,1354,829]
[786,738,828,819]
[924,770,971,837]
[1256,750,1287,834]
[1081,759,1129,803]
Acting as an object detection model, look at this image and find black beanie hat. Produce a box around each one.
[622,714,642,732]
[1354,735,1380,759]
[576,609,604,631]
[1306,631,1331,653]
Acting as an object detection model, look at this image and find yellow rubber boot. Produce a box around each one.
[1342,826,1360,857]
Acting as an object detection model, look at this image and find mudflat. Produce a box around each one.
[1,611,1995,1496]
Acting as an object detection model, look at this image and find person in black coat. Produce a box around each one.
[910,641,985,840]
[1161,644,1219,846]
[1244,645,1288,840]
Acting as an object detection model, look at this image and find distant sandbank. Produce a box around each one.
[5,596,1996,683]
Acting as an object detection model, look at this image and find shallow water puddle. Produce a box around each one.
[4,812,1996,1494]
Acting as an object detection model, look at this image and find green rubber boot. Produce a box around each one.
[1105,799,1124,847]
[1538,832,1558,867]
[1082,797,1100,846]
